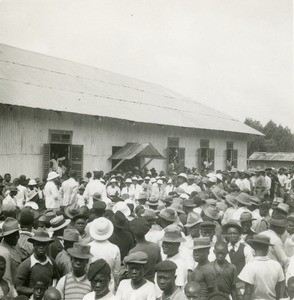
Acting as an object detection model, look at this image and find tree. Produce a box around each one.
[244,118,294,157]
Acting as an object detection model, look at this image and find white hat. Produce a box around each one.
[157,179,163,185]
[138,177,143,181]
[208,176,217,183]
[132,176,138,181]
[109,178,117,183]
[125,178,132,184]
[145,176,151,180]
[179,193,189,200]
[89,217,114,241]
[28,179,37,186]
[150,178,156,184]
[178,173,188,180]
[24,201,39,210]
[215,174,223,181]
[47,171,60,181]
[167,178,172,184]
[113,201,131,217]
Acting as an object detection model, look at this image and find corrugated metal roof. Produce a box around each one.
[0,43,262,135]
[248,152,294,161]
[109,142,165,160]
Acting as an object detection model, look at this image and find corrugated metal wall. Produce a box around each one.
[0,105,248,179]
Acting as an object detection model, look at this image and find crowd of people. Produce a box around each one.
[1,165,294,300]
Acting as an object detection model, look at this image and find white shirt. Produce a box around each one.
[59,177,78,206]
[186,183,201,195]
[121,185,132,196]
[106,185,121,197]
[278,174,287,187]
[2,194,17,207]
[83,291,116,300]
[239,256,284,300]
[242,178,251,191]
[265,175,272,191]
[116,279,157,300]
[44,180,60,209]
[130,184,143,199]
[83,179,107,208]
[14,185,28,208]
[231,206,251,221]
[89,240,121,281]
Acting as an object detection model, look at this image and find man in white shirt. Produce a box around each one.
[44,172,60,210]
[13,178,28,209]
[239,234,284,300]
[83,171,107,208]
[59,170,78,207]
[177,173,189,194]
[130,177,143,200]
[121,178,133,196]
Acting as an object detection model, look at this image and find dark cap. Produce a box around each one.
[155,260,177,272]
[88,259,111,281]
[93,200,107,210]
[129,218,150,236]
[123,251,148,265]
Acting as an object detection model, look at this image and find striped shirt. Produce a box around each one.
[56,272,92,300]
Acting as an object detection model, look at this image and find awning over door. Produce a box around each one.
[109,142,165,161]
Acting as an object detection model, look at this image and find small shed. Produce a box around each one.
[248,152,294,169]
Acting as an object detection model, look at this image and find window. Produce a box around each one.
[198,140,215,173]
[49,130,72,144]
[226,142,238,170]
[167,137,185,173]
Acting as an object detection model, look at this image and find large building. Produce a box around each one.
[0,44,261,180]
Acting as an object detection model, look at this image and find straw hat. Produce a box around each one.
[48,216,71,232]
[89,217,114,241]
[222,220,243,233]
[28,228,53,243]
[203,205,220,220]
[161,224,186,243]
[159,208,179,223]
[240,212,256,222]
[177,173,188,181]
[112,202,131,217]
[0,217,20,236]
[67,243,93,259]
[170,203,185,215]
[235,193,251,206]
[62,229,80,242]
[141,209,158,220]
[193,237,213,250]
[28,179,37,186]
[184,212,203,228]
[47,171,60,181]
[64,203,81,219]
[109,178,117,184]
[247,234,274,247]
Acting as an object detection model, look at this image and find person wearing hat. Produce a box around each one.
[146,196,160,210]
[150,179,165,200]
[76,185,86,207]
[222,220,253,275]
[0,255,17,299]
[17,210,35,261]
[239,234,284,300]
[55,229,80,276]
[121,178,133,197]
[221,195,237,225]
[56,243,93,300]
[83,171,107,209]
[199,221,218,262]
[155,260,188,300]
[285,214,294,257]
[0,217,22,286]
[177,173,189,194]
[116,251,157,300]
[88,217,121,289]
[231,192,252,221]
[59,170,79,209]
[65,203,82,229]
[48,215,71,259]
[191,237,218,299]
[186,174,201,195]
[161,224,188,288]
[72,213,92,244]
[44,171,60,210]
[261,217,290,269]
[252,200,271,234]
[83,259,115,300]
[272,202,290,219]
[16,228,59,298]
[239,211,256,244]
[201,205,222,241]
[106,178,120,199]
[254,167,267,197]
[128,217,161,282]
[159,208,180,229]
[108,211,134,262]
[130,176,143,200]
[2,185,18,207]
[12,178,28,209]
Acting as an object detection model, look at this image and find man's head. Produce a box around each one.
[73,215,87,235]
[33,241,50,258]
[32,274,50,300]
[19,211,35,231]
[129,218,150,240]
[214,241,228,264]
[44,287,61,300]
[184,282,201,300]
[247,234,273,257]
[69,170,77,179]
[192,237,212,263]
[155,261,177,294]
[123,251,147,284]
[162,242,180,257]
[269,218,287,236]
[88,259,111,299]
[200,221,216,241]
[4,173,11,182]
[161,224,185,257]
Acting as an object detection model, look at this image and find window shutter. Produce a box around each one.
[71,145,83,179]
[61,134,71,144]
[232,149,238,168]
[208,148,215,170]
[178,148,185,172]
[43,144,50,181]
[200,139,209,148]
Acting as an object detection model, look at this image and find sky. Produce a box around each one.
[0,0,293,131]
